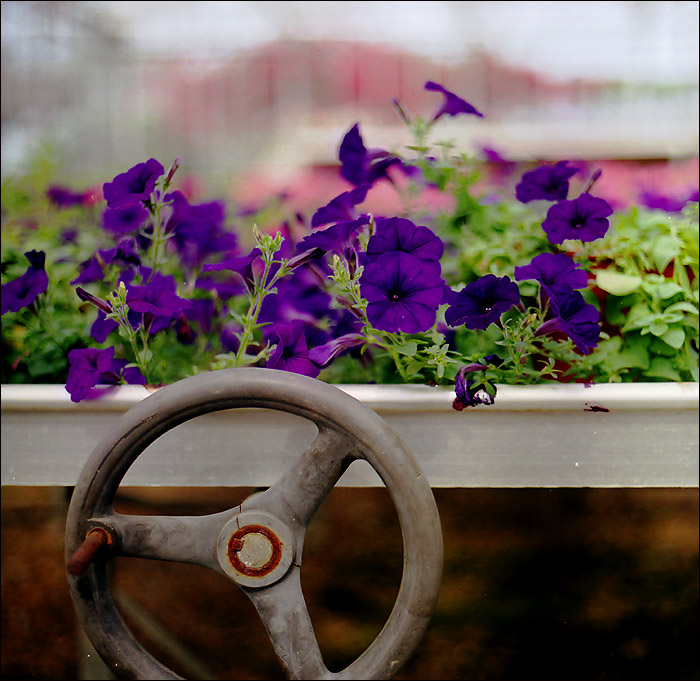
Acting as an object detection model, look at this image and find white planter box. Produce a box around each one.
[1,382,698,488]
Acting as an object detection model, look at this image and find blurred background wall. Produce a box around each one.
[2,0,699,189]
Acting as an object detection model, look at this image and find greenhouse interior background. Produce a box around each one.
[1,2,699,680]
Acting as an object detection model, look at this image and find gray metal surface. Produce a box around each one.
[3,381,699,487]
[65,368,443,680]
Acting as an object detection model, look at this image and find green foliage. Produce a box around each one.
[2,118,698,397]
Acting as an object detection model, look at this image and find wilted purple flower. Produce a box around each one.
[541,193,613,244]
[514,253,588,294]
[515,161,580,203]
[534,284,600,354]
[285,248,325,272]
[360,252,445,333]
[309,332,366,367]
[453,369,497,411]
[47,185,86,208]
[102,203,149,237]
[297,216,369,259]
[76,286,112,314]
[65,347,145,403]
[366,217,444,263]
[311,184,370,227]
[339,124,403,186]
[127,273,190,320]
[201,247,262,293]
[444,274,520,331]
[1,251,49,314]
[103,158,164,208]
[266,320,320,378]
[424,81,483,121]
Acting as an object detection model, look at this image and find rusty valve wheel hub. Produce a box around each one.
[65,368,443,680]
[217,510,296,588]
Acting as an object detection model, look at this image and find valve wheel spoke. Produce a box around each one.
[244,569,329,680]
[91,511,234,572]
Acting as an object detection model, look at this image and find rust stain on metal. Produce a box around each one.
[227,524,282,577]
[67,528,111,576]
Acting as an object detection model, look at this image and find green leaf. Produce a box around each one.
[664,301,698,315]
[404,360,424,377]
[603,338,650,372]
[604,296,632,326]
[596,270,642,296]
[396,341,418,357]
[646,357,682,381]
[655,281,683,299]
[659,327,685,349]
[651,235,682,273]
[648,320,669,336]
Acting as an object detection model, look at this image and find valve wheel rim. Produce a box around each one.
[66,368,443,680]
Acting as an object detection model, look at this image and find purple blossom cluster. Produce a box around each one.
[2,79,630,407]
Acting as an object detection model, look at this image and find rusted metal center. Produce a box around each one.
[227,524,283,577]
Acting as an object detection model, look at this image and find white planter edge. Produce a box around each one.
[2,381,698,489]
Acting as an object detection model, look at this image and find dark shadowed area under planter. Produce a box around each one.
[2,485,698,680]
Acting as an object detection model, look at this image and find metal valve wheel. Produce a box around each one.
[65,368,443,680]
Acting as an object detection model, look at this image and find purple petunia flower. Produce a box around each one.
[195,275,244,301]
[71,239,141,286]
[127,273,190,320]
[481,146,517,180]
[515,161,580,203]
[297,216,369,259]
[311,184,370,227]
[107,238,142,268]
[201,248,262,293]
[90,310,118,343]
[220,322,242,354]
[1,250,49,314]
[514,253,588,294]
[424,81,483,121]
[65,347,146,403]
[365,217,444,263]
[71,256,106,285]
[258,266,335,336]
[265,320,320,378]
[638,188,698,213]
[444,274,520,331]
[360,252,445,334]
[541,193,613,244]
[103,158,164,208]
[102,203,150,237]
[164,191,238,268]
[534,284,600,354]
[339,124,403,187]
[47,185,86,208]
